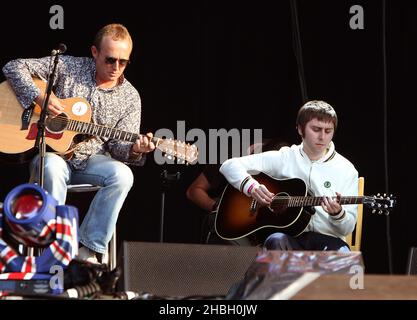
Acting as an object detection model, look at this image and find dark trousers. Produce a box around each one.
[264,231,350,251]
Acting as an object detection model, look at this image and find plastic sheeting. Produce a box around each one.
[226,250,364,300]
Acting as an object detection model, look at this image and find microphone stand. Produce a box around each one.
[27,51,61,257]
[159,170,180,242]
[34,52,61,188]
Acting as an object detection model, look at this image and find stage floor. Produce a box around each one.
[292,274,417,300]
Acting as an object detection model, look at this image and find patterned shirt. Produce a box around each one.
[2,55,144,170]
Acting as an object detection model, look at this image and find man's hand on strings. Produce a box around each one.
[251,184,274,206]
[36,93,64,116]
[321,192,343,216]
[133,132,155,154]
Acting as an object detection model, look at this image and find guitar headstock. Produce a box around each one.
[156,138,198,164]
[363,193,396,215]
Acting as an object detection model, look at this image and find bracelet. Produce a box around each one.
[247,183,255,194]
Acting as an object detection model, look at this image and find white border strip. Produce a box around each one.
[269,272,321,300]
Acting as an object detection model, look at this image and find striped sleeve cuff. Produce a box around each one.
[241,178,260,196]
[330,209,346,221]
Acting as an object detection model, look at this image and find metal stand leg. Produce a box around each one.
[159,170,180,243]
[109,230,117,270]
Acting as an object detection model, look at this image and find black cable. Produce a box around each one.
[290,0,308,103]
[381,0,393,274]
[61,281,101,299]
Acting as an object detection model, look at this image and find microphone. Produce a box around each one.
[51,43,67,56]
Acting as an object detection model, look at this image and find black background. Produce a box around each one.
[0,0,416,274]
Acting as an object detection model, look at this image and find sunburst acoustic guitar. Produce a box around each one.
[215,173,396,240]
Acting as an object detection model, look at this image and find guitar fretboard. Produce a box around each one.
[67,119,139,142]
[273,196,365,208]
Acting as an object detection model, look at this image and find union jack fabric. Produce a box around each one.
[0,205,79,295]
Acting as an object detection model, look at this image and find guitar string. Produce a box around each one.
[43,115,154,144]
[270,196,365,208]
[41,115,196,161]
[44,115,192,146]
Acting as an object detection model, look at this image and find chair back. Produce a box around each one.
[345,177,364,251]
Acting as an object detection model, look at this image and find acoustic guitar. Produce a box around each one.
[215,172,396,240]
[0,78,198,164]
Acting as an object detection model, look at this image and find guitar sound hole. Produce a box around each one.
[270,192,289,214]
[45,113,69,133]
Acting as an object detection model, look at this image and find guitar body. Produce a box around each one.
[0,79,92,160]
[215,173,313,240]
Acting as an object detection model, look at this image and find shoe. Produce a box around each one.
[77,246,99,264]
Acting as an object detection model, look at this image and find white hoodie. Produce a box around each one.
[219,142,359,238]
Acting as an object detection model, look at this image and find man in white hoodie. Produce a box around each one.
[219,100,358,251]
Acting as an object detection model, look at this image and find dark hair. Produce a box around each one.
[296,100,338,135]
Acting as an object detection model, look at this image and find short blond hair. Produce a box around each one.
[93,23,132,50]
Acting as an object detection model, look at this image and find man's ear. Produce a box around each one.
[297,125,304,138]
[91,46,98,59]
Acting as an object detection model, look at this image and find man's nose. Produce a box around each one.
[112,62,120,70]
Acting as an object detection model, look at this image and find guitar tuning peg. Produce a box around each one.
[377,193,381,197]
[372,209,376,214]
[378,210,383,215]
[383,193,387,197]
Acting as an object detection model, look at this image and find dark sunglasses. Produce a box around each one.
[105,56,130,67]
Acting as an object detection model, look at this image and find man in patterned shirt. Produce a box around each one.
[2,23,155,263]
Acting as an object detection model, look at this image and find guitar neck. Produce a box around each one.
[67,119,160,145]
[284,196,365,207]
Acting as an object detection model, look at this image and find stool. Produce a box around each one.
[67,184,117,270]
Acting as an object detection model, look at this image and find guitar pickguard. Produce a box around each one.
[26,123,63,140]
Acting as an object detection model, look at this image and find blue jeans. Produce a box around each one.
[30,153,134,254]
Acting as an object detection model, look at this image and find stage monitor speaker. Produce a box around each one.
[119,241,260,298]
[407,247,417,275]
